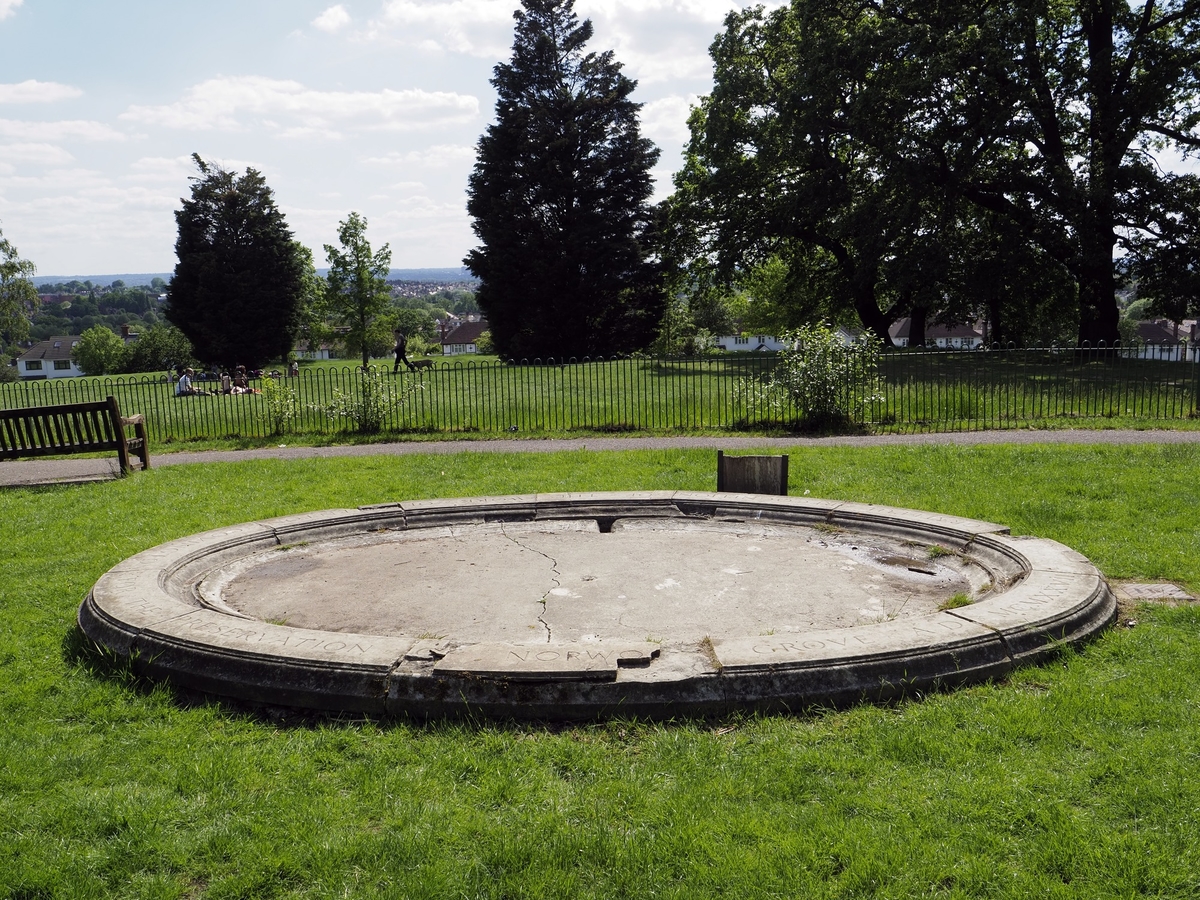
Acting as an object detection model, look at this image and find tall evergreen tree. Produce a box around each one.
[465,0,664,360]
[166,154,307,368]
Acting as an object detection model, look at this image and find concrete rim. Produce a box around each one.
[79,492,1116,720]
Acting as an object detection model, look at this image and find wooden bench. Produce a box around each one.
[0,395,149,475]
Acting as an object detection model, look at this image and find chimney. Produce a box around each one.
[121,324,130,339]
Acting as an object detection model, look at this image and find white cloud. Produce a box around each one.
[364,1,771,78]
[120,76,479,135]
[0,118,126,142]
[0,0,23,22]
[0,81,83,104]
[313,4,351,33]
[0,142,75,166]
[369,1,514,56]
[364,144,475,167]
[640,95,700,148]
[122,155,203,184]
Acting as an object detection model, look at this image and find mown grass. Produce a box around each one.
[3,350,1197,446]
[2,443,1199,898]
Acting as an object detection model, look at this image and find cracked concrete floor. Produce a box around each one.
[214,518,990,645]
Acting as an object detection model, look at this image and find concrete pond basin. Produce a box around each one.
[79,491,1116,720]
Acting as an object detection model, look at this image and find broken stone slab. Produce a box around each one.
[1114,583,1197,601]
[434,642,659,682]
[400,495,539,528]
[672,490,843,525]
[259,506,407,543]
[828,502,1010,549]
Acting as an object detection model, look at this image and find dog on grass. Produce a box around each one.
[410,359,435,371]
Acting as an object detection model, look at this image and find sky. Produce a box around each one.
[0,0,771,278]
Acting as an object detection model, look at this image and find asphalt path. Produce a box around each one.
[3,428,1199,488]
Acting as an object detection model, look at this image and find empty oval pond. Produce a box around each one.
[80,491,1116,720]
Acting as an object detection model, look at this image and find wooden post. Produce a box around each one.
[717,451,788,495]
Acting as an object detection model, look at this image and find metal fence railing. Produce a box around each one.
[1,345,1197,445]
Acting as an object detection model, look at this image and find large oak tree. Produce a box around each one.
[465,0,664,360]
[671,0,1200,347]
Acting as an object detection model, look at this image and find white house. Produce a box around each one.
[293,342,335,361]
[714,333,787,352]
[442,319,489,356]
[17,336,84,379]
[1128,319,1200,362]
[890,318,984,349]
[714,326,863,352]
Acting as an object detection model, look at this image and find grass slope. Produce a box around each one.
[2,444,1199,898]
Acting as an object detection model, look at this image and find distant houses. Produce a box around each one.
[889,318,985,349]
[16,336,84,379]
[713,333,787,352]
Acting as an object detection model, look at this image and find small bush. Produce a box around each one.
[259,375,297,436]
[310,369,423,433]
[735,322,882,430]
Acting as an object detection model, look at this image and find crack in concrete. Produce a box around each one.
[500,525,559,642]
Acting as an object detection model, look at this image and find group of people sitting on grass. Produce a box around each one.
[176,363,282,397]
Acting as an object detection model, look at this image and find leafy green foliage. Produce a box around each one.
[671,0,1200,348]
[325,212,391,370]
[310,370,423,433]
[465,0,664,359]
[739,323,883,429]
[166,154,309,368]
[0,222,37,354]
[71,325,128,375]
[123,324,196,374]
[29,280,166,344]
[258,375,297,436]
[390,307,437,342]
[291,241,332,358]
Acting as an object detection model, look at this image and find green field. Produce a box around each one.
[2,443,1199,897]
[2,349,1198,447]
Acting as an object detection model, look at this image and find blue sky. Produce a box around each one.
[0,0,766,276]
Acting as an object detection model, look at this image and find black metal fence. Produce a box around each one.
[1,345,1196,444]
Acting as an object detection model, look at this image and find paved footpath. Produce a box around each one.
[3,428,1199,488]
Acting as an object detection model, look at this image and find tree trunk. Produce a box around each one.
[987,296,1005,346]
[1076,0,1122,349]
[909,304,927,348]
[852,290,895,347]
[1076,243,1120,347]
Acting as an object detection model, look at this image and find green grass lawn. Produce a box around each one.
[3,350,1197,446]
[2,444,1199,898]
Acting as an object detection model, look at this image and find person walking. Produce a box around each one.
[393,330,416,373]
